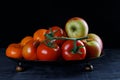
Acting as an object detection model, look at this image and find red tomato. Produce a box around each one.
[33,29,48,42]
[37,42,61,61]
[22,40,39,60]
[20,36,33,46]
[6,43,23,59]
[61,40,86,61]
[46,26,67,46]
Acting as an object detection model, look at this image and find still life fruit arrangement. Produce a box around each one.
[5,17,103,71]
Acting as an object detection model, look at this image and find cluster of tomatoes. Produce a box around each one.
[6,26,86,61]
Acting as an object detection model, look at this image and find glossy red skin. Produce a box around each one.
[61,40,86,61]
[22,40,39,60]
[46,26,67,46]
[37,43,61,61]
[6,43,23,59]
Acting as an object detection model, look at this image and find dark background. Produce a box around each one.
[0,0,120,49]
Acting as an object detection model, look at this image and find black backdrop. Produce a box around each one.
[0,0,120,49]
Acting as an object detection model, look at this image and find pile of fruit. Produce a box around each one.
[6,17,103,61]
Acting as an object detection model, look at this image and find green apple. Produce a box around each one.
[88,33,103,51]
[83,40,102,58]
[65,17,89,38]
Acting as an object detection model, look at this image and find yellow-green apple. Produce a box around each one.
[82,39,102,58]
[65,17,89,38]
[87,33,103,51]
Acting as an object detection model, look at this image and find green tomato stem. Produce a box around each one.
[52,36,88,41]
[72,40,77,53]
[45,29,88,51]
[43,39,55,48]
[52,36,88,54]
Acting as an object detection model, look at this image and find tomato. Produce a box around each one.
[20,36,33,46]
[6,43,23,59]
[22,40,39,60]
[46,26,67,46]
[37,42,61,61]
[61,40,86,61]
[33,29,48,42]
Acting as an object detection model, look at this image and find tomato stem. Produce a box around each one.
[45,27,88,41]
[53,36,88,41]
[72,40,77,53]
[45,28,88,50]
[71,41,85,54]
[43,40,56,48]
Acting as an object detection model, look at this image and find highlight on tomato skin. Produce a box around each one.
[22,40,40,61]
[6,43,23,59]
[36,42,61,61]
[33,29,48,42]
[20,36,33,46]
[61,40,86,61]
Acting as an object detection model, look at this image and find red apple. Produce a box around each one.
[82,39,102,59]
[87,33,103,51]
[65,17,89,38]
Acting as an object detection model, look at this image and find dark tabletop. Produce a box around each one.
[0,48,120,80]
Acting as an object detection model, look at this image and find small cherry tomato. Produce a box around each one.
[20,36,33,46]
[6,43,23,59]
